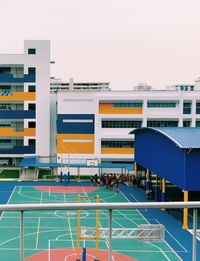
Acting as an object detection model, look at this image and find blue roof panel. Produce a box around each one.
[132,127,200,149]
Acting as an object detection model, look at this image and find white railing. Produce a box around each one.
[1,201,200,261]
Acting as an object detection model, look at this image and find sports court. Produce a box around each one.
[0,184,183,261]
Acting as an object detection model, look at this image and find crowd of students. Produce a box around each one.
[90,173,142,192]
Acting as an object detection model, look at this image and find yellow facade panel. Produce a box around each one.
[101,148,134,154]
[99,104,142,114]
[0,128,35,137]
[57,134,94,154]
[0,92,35,101]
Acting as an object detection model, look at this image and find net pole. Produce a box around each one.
[77,195,81,261]
[95,195,99,260]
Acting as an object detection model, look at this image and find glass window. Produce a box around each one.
[113,103,142,108]
[196,121,200,127]
[147,121,178,127]
[183,102,191,114]
[28,104,36,110]
[102,121,142,128]
[28,49,36,55]
[183,121,191,127]
[28,121,36,128]
[101,140,134,148]
[147,102,176,108]
[28,67,36,75]
[28,85,36,92]
[28,139,35,146]
[196,102,200,114]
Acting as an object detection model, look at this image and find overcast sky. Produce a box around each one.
[1,0,200,89]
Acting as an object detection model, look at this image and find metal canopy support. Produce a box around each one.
[20,210,24,261]
[192,209,197,261]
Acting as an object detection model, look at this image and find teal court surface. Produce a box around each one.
[0,184,188,261]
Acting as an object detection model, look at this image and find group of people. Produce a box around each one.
[120,174,141,188]
[90,173,120,192]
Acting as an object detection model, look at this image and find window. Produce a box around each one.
[0,139,11,143]
[113,103,142,108]
[28,104,36,110]
[147,121,178,127]
[196,121,200,127]
[28,85,36,92]
[28,67,36,75]
[147,102,176,108]
[183,102,191,114]
[183,121,191,127]
[28,139,35,146]
[101,140,134,148]
[196,102,200,114]
[28,48,36,55]
[28,121,36,128]
[102,121,142,128]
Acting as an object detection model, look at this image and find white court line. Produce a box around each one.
[120,190,150,224]
[154,219,187,252]
[165,241,183,261]
[36,217,41,250]
[146,242,171,261]
[0,186,16,222]
[68,217,74,249]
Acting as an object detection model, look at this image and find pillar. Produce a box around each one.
[182,190,189,230]
[161,178,166,210]
[134,162,137,177]
[146,169,150,190]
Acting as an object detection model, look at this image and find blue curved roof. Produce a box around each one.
[132,127,200,149]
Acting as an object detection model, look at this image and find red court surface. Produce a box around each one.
[25,248,137,261]
[34,186,99,194]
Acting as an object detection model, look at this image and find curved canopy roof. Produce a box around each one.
[131,127,200,149]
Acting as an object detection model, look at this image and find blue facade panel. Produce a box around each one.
[135,129,186,189]
[185,149,200,190]
[0,73,35,83]
[0,146,35,154]
[57,114,95,134]
[0,110,35,119]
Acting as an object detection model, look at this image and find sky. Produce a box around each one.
[1,0,200,89]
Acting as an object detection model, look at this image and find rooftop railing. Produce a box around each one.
[1,201,200,261]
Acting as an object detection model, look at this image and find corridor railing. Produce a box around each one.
[0,201,199,261]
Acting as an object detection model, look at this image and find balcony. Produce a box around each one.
[0,145,35,154]
[0,73,35,83]
[0,110,35,119]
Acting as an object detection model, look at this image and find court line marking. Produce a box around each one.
[68,217,74,249]
[0,186,16,222]
[154,219,187,252]
[36,217,41,250]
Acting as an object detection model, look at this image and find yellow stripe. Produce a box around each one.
[0,128,35,137]
[0,92,35,101]
[101,148,134,154]
[182,190,188,230]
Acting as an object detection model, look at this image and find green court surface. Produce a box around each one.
[0,186,182,261]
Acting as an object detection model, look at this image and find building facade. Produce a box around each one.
[0,40,50,166]
[54,84,200,172]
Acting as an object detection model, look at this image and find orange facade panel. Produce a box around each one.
[57,134,94,154]
[0,92,35,101]
[99,104,143,114]
[0,128,35,137]
[101,148,134,154]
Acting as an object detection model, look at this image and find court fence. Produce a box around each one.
[0,201,200,261]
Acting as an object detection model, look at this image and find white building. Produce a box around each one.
[0,40,50,166]
[54,83,200,173]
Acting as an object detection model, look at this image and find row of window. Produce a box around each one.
[147,102,176,108]
[101,140,134,148]
[113,103,142,108]
[108,102,200,114]
[102,121,142,128]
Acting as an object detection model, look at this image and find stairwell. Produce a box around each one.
[19,168,37,181]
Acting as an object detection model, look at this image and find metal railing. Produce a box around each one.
[0,201,199,261]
